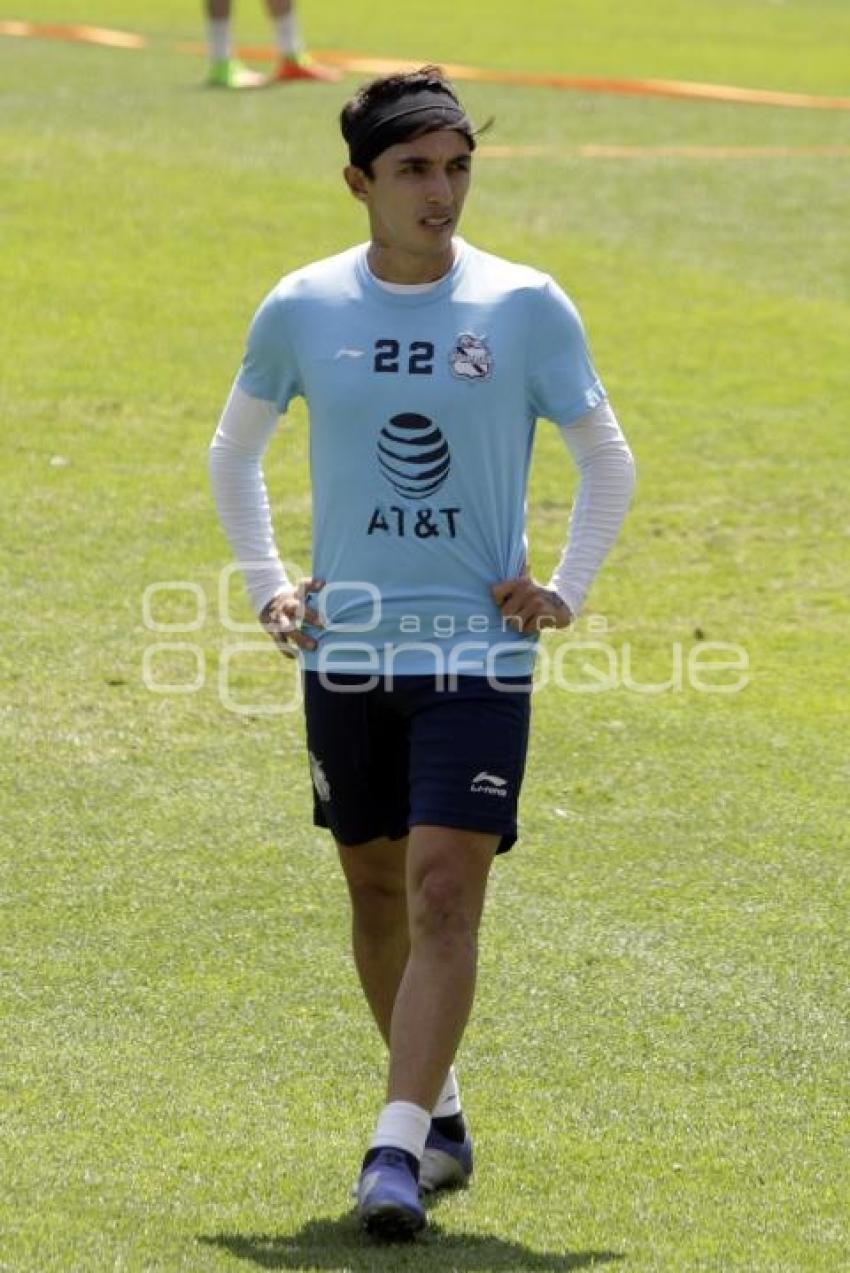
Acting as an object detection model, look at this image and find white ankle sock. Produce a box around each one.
[274,12,302,58]
[369,1100,431,1161]
[432,1066,462,1119]
[207,18,231,62]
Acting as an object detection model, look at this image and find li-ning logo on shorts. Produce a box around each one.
[470,771,508,797]
[450,333,493,381]
[377,412,451,499]
[309,751,331,802]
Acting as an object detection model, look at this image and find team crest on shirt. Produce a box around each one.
[449,333,494,381]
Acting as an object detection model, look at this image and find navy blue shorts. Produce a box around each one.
[302,672,532,854]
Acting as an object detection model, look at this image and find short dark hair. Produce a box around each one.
[340,65,477,177]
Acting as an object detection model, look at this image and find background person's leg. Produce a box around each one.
[204,0,266,86]
[265,0,341,81]
[265,0,298,55]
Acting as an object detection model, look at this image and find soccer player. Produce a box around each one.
[204,0,339,89]
[210,67,635,1239]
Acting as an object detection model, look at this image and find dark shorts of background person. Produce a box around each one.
[302,671,533,854]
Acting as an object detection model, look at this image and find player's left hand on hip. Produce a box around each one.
[491,576,573,634]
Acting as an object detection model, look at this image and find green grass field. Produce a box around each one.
[2,3,849,1270]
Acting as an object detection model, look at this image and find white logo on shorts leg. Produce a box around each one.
[309,751,332,802]
[470,771,508,797]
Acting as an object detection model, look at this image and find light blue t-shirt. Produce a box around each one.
[238,239,605,676]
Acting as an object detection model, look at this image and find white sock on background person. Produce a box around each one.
[369,1101,431,1161]
[432,1066,462,1119]
[207,17,231,61]
[274,12,302,58]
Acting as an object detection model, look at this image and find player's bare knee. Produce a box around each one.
[409,868,478,952]
[346,871,407,934]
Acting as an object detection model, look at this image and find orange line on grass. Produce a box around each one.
[0,20,145,49]
[312,50,850,112]
[4,22,850,112]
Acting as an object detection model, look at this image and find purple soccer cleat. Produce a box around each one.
[419,1122,474,1194]
[356,1147,426,1240]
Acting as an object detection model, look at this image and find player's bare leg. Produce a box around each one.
[337,834,409,1043]
[339,827,480,1210]
[388,825,497,1109]
[356,825,494,1235]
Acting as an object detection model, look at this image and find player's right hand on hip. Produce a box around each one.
[259,578,325,658]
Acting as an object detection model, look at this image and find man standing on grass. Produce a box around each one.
[210,66,635,1240]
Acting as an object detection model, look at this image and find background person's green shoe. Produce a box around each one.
[207,57,265,89]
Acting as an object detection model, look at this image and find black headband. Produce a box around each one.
[348,90,475,170]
